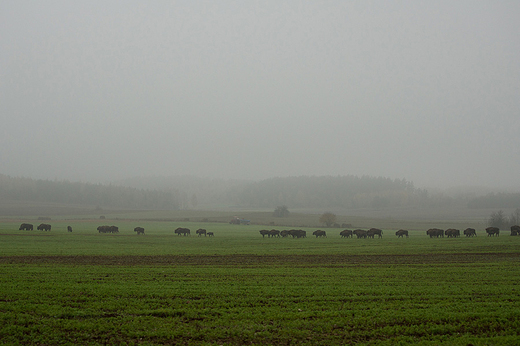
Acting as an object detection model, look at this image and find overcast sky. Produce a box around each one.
[1,1,519,189]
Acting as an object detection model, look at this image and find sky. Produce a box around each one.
[1,1,519,189]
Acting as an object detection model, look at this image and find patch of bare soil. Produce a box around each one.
[1,253,519,266]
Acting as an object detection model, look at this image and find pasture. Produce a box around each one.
[1,217,520,345]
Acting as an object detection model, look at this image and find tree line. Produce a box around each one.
[0,174,179,210]
[488,208,520,229]
[468,192,520,209]
[2,173,519,212]
[236,175,428,209]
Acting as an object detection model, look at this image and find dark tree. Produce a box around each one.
[319,212,337,227]
[488,210,507,229]
[509,208,520,226]
[273,205,290,217]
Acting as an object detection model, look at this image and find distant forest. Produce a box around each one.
[0,174,180,210]
[118,175,432,210]
[1,173,519,211]
[467,193,520,209]
[235,176,427,209]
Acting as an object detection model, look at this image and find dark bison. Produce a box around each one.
[98,225,119,234]
[207,232,214,237]
[353,229,367,239]
[19,223,33,231]
[289,229,306,238]
[485,227,499,237]
[445,229,460,238]
[312,230,327,238]
[174,227,190,236]
[196,229,207,237]
[427,228,444,238]
[463,228,476,237]
[268,229,280,238]
[67,226,73,232]
[367,228,383,238]
[134,227,145,235]
[510,225,520,236]
[280,230,290,238]
[340,229,353,238]
[395,229,408,238]
[259,230,270,238]
[37,223,51,231]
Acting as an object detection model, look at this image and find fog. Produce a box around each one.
[1,1,519,190]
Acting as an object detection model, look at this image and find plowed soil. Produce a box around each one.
[1,252,519,266]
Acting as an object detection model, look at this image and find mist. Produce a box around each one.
[1,1,519,190]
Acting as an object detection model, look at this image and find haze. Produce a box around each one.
[1,1,519,189]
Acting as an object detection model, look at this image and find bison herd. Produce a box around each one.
[15,222,520,239]
[19,223,53,231]
[425,227,503,238]
[259,226,520,239]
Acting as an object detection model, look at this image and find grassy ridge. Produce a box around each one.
[1,219,520,345]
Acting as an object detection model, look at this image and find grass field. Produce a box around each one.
[1,216,520,345]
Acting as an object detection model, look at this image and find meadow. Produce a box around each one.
[1,216,520,345]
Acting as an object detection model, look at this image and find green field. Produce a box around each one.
[1,217,520,345]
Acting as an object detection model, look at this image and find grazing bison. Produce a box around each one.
[67,226,73,232]
[353,229,367,239]
[395,229,408,238]
[19,223,33,231]
[340,229,353,238]
[463,228,476,237]
[196,229,207,237]
[486,227,500,237]
[268,229,280,238]
[37,223,51,231]
[174,227,190,236]
[207,232,214,237]
[427,228,444,238]
[367,228,383,239]
[134,227,145,235]
[259,230,270,238]
[312,230,327,238]
[289,229,306,238]
[445,229,460,238]
[280,230,290,238]
[98,225,119,234]
[510,225,520,236]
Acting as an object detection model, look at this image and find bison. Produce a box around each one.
[367,228,383,238]
[174,227,190,236]
[19,223,33,231]
[98,225,119,234]
[427,228,444,238]
[312,230,327,238]
[37,223,51,231]
[280,230,290,238]
[445,229,460,238]
[463,228,476,237]
[395,229,408,238]
[485,227,499,237]
[207,232,214,237]
[134,227,145,235]
[67,226,73,232]
[353,229,367,239]
[289,229,306,238]
[340,229,353,238]
[268,229,280,238]
[259,230,270,238]
[510,225,520,236]
[196,229,207,237]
